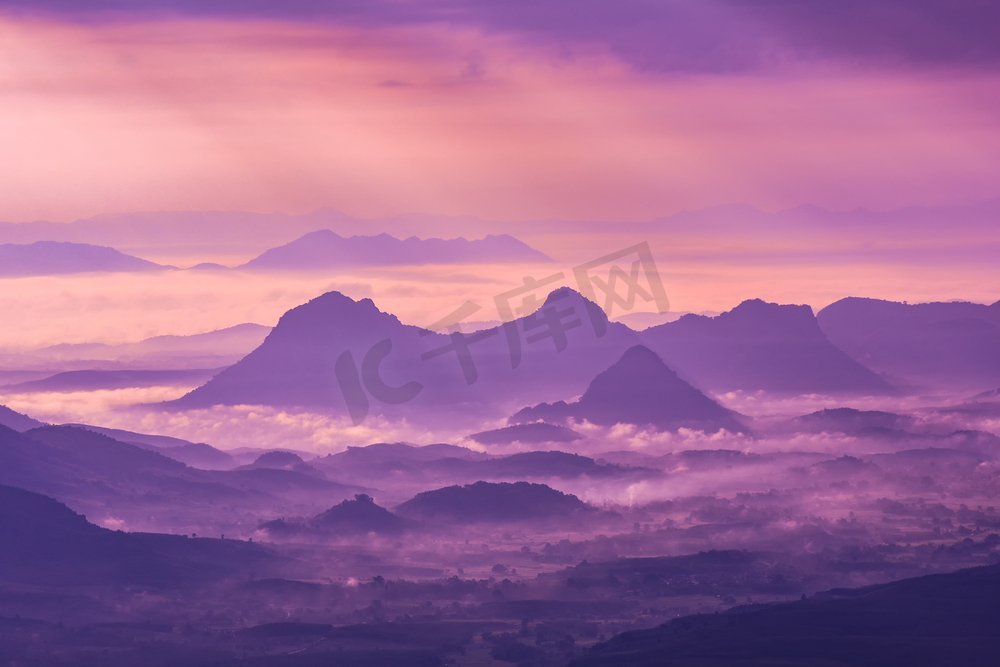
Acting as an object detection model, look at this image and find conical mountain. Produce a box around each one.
[512,345,746,433]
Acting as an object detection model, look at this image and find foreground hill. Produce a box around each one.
[642,299,890,393]
[512,346,746,433]
[572,562,1000,666]
[241,229,551,269]
[818,297,1000,390]
[0,484,276,586]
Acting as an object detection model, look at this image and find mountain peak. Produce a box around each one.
[299,229,345,241]
[687,298,821,340]
[512,345,746,433]
[616,344,663,365]
[540,287,609,324]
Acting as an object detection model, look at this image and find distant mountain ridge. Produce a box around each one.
[0,240,167,276]
[2,200,996,264]
[241,229,551,269]
[31,323,270,370]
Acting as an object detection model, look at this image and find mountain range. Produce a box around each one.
[261,493,411,538]
[241,229,551,269]
[170,287,643,421]
[2,200,997,265]
[164,288,1000,429]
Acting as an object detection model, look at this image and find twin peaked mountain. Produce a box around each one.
[173,288,890,430]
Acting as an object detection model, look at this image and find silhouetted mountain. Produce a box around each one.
[512,346,746,433]
[818,297,1000,390]
[469,422,582,446]
[171,288,641,420]
[572,563,1000,667]
[241,229,551,269]
[262,494,410,538]
[396,481,592,523]
[0,241,168,276]
[6,368,219,393]
[0,483,276,586]
[172,291,437,410]
[0,404,44,432]
[643,299,891,393]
